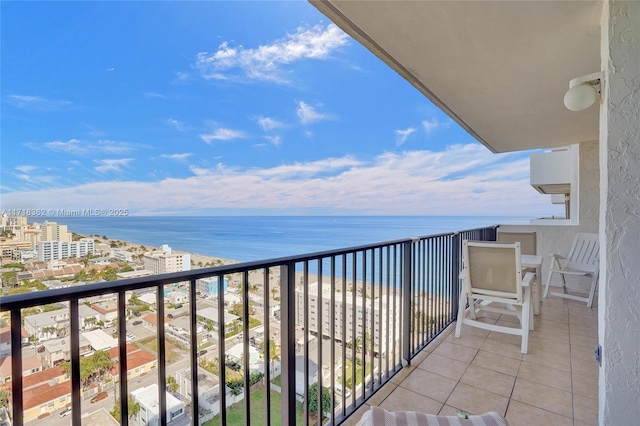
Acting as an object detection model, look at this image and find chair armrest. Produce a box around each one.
[550,253,567,260]
[522,271,535,287]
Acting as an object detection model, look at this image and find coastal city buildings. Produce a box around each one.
[143,245,191,274]
[40,222,71,243]
[37,239,95,261]
[294,282,399,354]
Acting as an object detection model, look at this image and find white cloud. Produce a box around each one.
[395,127,416,146]
[297,101,330,125]
[160,153,192,161]
[15,165,38,174]
[41,139,144,156]
[8,94,72,110]
[422,118,440,134]
[106,67,115,72]
[200,128,247,144]
[94,158,133,174]
[2,144,555,216]
[166,118,185,131]
[257,116,285,132]
[195,23,349,83]
[264,136,282,147]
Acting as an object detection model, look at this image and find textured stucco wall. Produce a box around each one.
[499,140,600,289]
[599,1,640,423]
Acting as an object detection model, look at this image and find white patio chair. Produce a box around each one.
[543,232,599,308]
[497,230,537,255]
[455,240,534,354]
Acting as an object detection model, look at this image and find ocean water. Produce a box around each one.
[53,216,529,262]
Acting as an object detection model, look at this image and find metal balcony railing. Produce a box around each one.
[0,226,495,426]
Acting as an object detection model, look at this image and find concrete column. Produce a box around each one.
[599,1,640,424]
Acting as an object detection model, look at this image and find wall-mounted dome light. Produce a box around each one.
[564,72,603,111]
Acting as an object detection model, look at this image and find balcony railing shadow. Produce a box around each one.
[0,226,496,425]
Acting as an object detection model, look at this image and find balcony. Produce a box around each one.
[341,295,599,426]
[1,226,502,425]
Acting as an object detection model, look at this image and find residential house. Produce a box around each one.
[196,307,239,335]
[295,355,318,397]
[6,366,70,423]
[166,316,205,346]
[0,327,29,359]
[106,344,157,382]
[174,367,220,411]
[82,329,118,352]
[141,313,172,332]
[131,383,185,426]
[0,355,42,384]
[23,305,100,342]
[166,289,188,306]
[90,302,118,325]
[40,335,92,368]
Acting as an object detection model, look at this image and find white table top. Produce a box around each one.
[522,255,543,268]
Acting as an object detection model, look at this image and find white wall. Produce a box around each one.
[599,1,640,424]
[500,140,600,290]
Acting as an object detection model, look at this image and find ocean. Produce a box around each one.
[53,216,529,262]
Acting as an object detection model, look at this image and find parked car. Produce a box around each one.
[59,407,72,417]
[198,349,207,356]
[90,392,108,403]
[134,311,141,317]
[167,313,174,319]
[36,346,45,353]
[132,320,142,326]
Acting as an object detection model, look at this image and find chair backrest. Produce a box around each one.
[463,240,523,301]
[497,230,537,256]
[566,233,600,273]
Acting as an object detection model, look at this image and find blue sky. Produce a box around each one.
[1,1,560,216]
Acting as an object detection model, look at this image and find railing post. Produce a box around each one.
[10,309,23,426]
[69,300,81,426]
[188,279,198,426]
[118,290,129,425]
[401,241,413,365]
[280,262,297,425]
[452,232,461,318]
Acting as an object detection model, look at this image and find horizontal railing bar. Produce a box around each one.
[0,227,495,311]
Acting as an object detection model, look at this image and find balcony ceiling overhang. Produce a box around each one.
[310,0,603,153]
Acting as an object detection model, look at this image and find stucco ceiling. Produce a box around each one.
[310,0,603,153]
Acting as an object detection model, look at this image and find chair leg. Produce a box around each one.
[455,291,466,338]
[467,295,477,320]
[543,270,554,299]
[587,273,598,308]
[521,293,530,354]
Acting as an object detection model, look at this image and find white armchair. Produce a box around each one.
[543,232,599,308]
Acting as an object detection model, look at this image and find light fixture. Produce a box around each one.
[564,72,603,111]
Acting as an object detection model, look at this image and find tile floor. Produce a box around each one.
[342,295,599,426]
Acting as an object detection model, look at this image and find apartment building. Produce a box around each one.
[196,276,228,296]
[294,282,400,354]
[143,244,191,274]
[0,215,27,240]
[37,238,95,261]
[40,221,72,243]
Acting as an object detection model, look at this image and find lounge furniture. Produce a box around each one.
[497,230,541,314]
[455,240,534,354]
[497,230,537,255]
[356,406,509,426]
[543,232,600,308]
